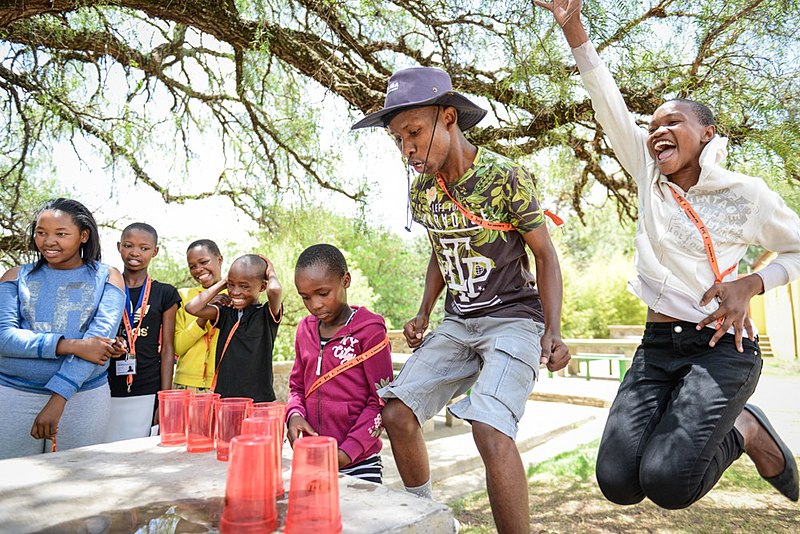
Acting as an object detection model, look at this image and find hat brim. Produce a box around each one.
[351,92,487,131]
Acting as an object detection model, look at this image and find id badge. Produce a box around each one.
[116,356,137,376]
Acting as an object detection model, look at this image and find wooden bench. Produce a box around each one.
[552,352,632,382]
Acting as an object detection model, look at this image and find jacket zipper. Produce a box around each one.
[316,346,323,435]
[313,308,358,437]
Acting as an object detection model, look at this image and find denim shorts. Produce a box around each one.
[379,315,544,439]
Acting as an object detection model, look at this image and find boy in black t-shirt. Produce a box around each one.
[106,223,181,442]
[185,254,282,402]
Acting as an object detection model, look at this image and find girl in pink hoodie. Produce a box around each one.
[287,244,393,483]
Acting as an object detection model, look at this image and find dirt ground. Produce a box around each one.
[452,358,800,534]
[453,455,800,533]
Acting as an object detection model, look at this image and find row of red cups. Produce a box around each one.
[156,391,284,457]
[156,390,341,533]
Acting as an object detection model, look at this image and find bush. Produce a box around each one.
[560,253,646,338]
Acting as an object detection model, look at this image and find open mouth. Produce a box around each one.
[195,272,213,283]
[653,139,676,162]
[409,160,425,173]
[42,249,61,257]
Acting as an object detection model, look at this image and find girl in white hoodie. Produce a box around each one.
[540,0,800,508]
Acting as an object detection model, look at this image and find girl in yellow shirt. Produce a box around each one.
[173,239,225,391]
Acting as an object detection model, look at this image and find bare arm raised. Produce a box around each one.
[534,0,588,47]
[185,278,226,321]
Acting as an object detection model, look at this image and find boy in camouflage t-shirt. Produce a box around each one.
[410,146,546,319]
[352,67,570,533]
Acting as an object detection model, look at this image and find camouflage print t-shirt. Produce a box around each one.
[411,147,546,320]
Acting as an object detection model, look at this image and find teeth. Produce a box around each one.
[654,140,675,151]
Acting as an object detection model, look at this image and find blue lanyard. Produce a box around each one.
[124,276,150,325]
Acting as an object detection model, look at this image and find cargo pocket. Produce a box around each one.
[490,336,538,422]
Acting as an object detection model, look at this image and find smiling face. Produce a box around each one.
[33,210,89,270]
[187,245,223,289]
[647,100,716,183]
[387,106,456,175]
[295,263,351,327]
[226,261,266,309]
[118,229,158,274]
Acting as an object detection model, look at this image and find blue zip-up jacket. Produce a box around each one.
[0,262,125,400]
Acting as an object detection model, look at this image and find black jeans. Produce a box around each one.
[595,322,762,509]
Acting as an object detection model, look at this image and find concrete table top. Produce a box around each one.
[0,437,453,533]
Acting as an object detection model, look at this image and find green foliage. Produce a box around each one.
[145,246,195,289]
[554,200,646,338]
[255,205,429,360]
[3,0,799,230]
[560,252,647,339]
[0,169,67,268]
[140,207,430,361]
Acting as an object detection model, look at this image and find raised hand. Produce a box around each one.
[210,293,232,308]
[534,0,582,27]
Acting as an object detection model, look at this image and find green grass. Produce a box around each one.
[760,356,800,377]
[450,439,800,533]
[525,440,597,481]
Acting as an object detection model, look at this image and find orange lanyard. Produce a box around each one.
[305,336,390,398]
[121,277,152,392]
[666,185,737,284]
[434,173,564,231]
[201,326,216,381]
[667,185,737,327]
[210,319,240,393]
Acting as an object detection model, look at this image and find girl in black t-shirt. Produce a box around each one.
[105,223,181,442]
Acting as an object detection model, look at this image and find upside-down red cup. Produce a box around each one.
[219,434,277,534]
[285,436,341,534]
[248,402,287,444]
[215,397,253,461]
[157,389,190,446]
[187,392,220,453]
[242,415,285,497]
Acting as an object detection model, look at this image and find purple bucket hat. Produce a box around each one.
[351,67,487,131]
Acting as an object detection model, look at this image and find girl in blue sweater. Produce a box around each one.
[0,198,126,459]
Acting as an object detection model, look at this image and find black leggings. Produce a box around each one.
[596,322,762,509]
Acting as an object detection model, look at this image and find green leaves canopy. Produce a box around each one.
[1,0,798,258]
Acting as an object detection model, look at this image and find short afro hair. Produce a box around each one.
[122,222,158,245]
[668,98,716,127]
[187,238,221,256]
[231,254,267,279]
[295,244,348,278]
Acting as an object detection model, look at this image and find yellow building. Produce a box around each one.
[750,254,800,360]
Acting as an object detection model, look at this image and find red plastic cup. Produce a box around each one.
[248,402,287,444]
[219,434,277,534]
[187,392,220,453]
[157,389,190,446]
[242,416,284,497]
[215,397,253,461]
[285,436,341,534]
